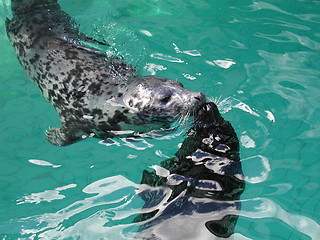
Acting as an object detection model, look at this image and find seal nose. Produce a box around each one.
[194,92,206,103]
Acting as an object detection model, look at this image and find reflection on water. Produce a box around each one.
[4,176,141,239]
[218,97,260,117]
[240,198,320,239]
[241,155,271,184]
[1,174,319,239]
[17,184,76,205]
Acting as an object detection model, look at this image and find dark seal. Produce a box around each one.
[5,0,205,146]
[134,102,245,239]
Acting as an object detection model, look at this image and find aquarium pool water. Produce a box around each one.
[0,0,319,239]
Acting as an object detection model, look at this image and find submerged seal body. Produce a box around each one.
[5,0,205,146]
[135,102,245,239]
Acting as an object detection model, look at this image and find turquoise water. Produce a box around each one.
[0,0,320,239]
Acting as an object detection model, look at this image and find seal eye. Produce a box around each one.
[161,95,171,103]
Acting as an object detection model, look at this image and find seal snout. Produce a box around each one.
[193,92,206,104]
[197,102,215,116]
[191,92,206,114]
[194,102,223,128]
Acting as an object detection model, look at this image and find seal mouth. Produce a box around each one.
[196,102,217,116]
[194,102,223,128]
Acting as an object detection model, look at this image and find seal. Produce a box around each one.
[134,102,245,239]
[5,0,205,146]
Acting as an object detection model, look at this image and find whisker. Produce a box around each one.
[171,113,183,127]
[181,110,191,126]
[171,109,191,128]
[207,95,223,105]
[216,95,223,105]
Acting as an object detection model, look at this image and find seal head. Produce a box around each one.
[123,76,205,118]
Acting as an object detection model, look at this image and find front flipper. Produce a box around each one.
[45,127,82,146]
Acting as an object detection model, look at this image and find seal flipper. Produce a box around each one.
[45,127,82,146]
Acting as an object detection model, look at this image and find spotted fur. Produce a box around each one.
[6,0,205,146]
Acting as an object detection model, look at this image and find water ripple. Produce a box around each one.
[255,31,320,50]
[240,198,320,240]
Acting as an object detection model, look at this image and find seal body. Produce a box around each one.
[135,102,245,239]
[6,0,205,146]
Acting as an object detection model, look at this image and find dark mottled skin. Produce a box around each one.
[6,0,205,146]
[135,102,245,239]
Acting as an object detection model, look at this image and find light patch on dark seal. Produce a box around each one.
[5,0,205,146]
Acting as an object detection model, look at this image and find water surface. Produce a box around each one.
[0,0,319,239]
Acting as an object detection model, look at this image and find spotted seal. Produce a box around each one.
[5,0,205,146]
[134,102,245,239]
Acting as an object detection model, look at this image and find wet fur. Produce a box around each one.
[6,0,205,146]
